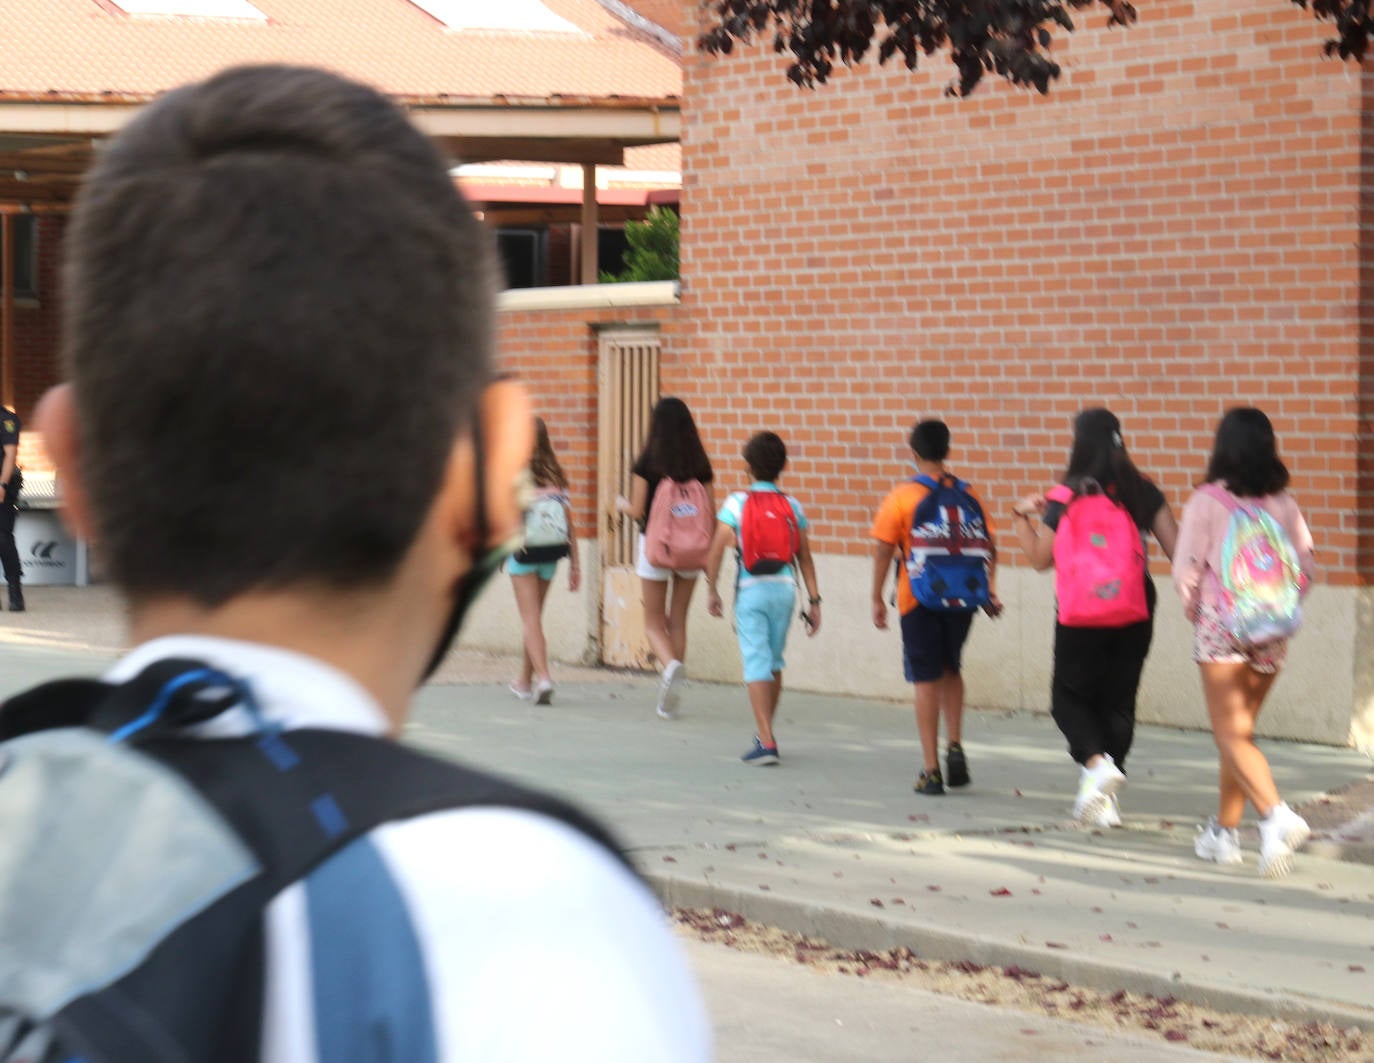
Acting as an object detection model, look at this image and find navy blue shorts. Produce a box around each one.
[900,607,975,683]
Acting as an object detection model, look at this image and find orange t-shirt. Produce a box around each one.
[870,478,997,615]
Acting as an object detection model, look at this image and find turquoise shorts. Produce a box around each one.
[735,580,797,683]
[507,557,558,580]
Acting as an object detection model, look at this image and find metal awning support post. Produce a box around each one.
[580,163,598,284]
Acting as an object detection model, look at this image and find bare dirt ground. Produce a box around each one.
[673,909,1372,1062]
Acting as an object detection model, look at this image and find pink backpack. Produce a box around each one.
[645,478,713,571]
[1047,484,1149,628]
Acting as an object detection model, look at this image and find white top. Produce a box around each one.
[107,636,713,1063]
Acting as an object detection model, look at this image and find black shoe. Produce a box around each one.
[7,591,23,613]
[946,742,970,788]
[914,768,945,795]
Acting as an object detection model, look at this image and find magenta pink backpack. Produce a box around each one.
[645,478,713,571]
[1046,484,1149,628]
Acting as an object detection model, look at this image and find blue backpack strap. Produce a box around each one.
[912,474,942,492]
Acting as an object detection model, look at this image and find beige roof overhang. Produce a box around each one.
[0,92,681,205]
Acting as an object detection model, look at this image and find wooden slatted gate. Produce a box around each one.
[597,328,660,668]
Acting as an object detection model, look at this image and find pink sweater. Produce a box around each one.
[1172,487,1316,620]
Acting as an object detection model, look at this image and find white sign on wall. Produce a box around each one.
[14,511,78,587]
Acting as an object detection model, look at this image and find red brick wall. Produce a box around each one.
[496,302,679,526]
[2,214,64,473]
[675,0,1364,583]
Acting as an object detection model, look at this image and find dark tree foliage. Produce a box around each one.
[698,0,1368,97]
[1298,0,1374,61]
[601,208,680,283]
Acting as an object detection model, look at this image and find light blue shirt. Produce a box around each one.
[718,482,809,586]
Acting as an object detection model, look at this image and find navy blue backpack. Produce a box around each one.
[905,474,994,611]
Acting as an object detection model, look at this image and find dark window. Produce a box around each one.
[0,216,37,299]
[598,227,629,280]
[496,228,547,290]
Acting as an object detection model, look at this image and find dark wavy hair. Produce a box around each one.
[1203,407,1289,498]
[530,417,568,490]
[636,397,713,483]
[1062,408,1151,517]
[743,431,787,481]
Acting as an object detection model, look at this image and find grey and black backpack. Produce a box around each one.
[0,659,624,1063]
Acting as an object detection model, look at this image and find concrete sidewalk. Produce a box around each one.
[1,594,1371,1029]
[400,674,1374,1030]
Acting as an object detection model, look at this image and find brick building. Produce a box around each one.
[2,0,1369,748]
[475,0,1374,749]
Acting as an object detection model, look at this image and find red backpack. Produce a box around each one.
[739,491,800,575]
[644,478,713,571]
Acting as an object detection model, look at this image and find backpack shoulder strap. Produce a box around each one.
[1045,485,1075,506]
[912,474,941,492]
[144,729,630,893]
[1198,482,1240,512]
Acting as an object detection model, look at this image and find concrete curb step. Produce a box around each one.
[647,873,1374,1035]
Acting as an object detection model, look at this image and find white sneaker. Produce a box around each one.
[1093,794,1122,829]
[508,683,533,701]
[1258,802,1311,879]
[656,660,684,720]
[534,678,555,706]
[1195,817,1243,865]
[1073,756,1126,823]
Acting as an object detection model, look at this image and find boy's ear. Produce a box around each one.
[474,378,534,549]
[33,385,97,543]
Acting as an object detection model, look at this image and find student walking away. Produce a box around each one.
[704,431,821,765]
[1013,408,1178,828]
[508,417,580,705]
[1174,408,1316,878]
[615,396,715,719]
[0,406,23,611]
[0,66,709,1063]
[871,420,1001,796]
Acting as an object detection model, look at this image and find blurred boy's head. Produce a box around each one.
[58,65,501,606]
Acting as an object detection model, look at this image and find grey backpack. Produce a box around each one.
[0,659,624,1063]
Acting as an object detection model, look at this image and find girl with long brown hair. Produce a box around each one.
[508,417,580,703]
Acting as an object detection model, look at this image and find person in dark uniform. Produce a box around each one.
[0,407,23,611]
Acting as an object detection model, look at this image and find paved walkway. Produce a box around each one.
[685,938,1250,1062]
[1,587,1371,1028]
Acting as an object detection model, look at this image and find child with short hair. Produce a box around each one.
[706,431,821,765]
[872,419,1001,795]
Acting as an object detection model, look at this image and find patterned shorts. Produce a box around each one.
[1192,601,1287,673]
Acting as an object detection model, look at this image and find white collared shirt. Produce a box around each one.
[106,636,712,1063]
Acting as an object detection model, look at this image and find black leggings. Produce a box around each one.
[0,495,18,589]
[1050,583,1156,771]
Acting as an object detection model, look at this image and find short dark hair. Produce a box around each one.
[1204,407,1290,498]
[63,66,495,605]
[743,431,787,482]
[909,420,950,462]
